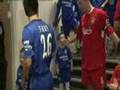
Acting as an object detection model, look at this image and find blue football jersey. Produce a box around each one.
[22,19,56,76]
[55,0,81,23]
[91,0,106,7]
[105,0,117,25]
[55,46,72,70]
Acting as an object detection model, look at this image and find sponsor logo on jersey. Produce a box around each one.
[82,27,93,35]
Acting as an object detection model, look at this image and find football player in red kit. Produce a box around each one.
[67,0,120,90]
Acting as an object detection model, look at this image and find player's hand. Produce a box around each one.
[65,36,73,45]
[108,83,118,90]
[65,38,70,45]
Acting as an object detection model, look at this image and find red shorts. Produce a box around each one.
[81,67,106,90]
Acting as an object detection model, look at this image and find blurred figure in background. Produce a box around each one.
[16,48,29,90]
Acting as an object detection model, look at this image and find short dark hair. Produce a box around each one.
[23,0,38,17]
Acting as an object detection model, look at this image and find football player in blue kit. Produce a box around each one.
[55,33,73,90]
[22,0,56,90]
[53,0,82,38]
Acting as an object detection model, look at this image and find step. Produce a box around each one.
[73,56,118,69]
[53,76,81,83]
[73,67,113,74]
[72,67,113,80]
[73,56,119,64]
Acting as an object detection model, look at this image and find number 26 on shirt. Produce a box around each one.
[40,33,52,59]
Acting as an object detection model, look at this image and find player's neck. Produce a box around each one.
[86,3,94,14]
[29,14,39,21]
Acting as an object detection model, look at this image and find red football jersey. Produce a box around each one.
[110,65,120,85]
[77,8,114,70]
[115,0,120,21]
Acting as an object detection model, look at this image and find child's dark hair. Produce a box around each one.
[23,0,38,17]
[57,32,65,41]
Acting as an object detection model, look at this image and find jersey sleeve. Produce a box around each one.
[74,0,82,19]
[55,0,61,19]
[22,28,34,58]
[99,11,114,36]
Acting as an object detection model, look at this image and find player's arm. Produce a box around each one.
[109,32,120,48]
[67,33,77,44]
[67,22,82,44]
[101,12,120,48]
[53,0,61,27]
[107,22,120,48]
[22,28,34,81]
